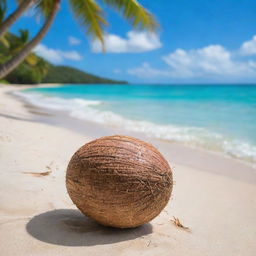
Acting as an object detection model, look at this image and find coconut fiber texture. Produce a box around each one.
[66,135,173,228]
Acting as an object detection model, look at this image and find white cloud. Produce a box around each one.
[113,69,122,74]
[91,31,161,53]
[69,36,81,46]
[34,44,82,64]
[60,51,82,60]
[162,45,241,77]
[128,40,256,80]
[128,62,170,78]
[240,35,256,56]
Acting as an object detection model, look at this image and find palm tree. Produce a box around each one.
[0,0,34,38]
[0,0,157,79]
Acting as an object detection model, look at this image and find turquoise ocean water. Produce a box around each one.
[17,84,256,165]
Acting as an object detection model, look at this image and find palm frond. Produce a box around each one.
[0,36,9,48]
[34,57,49,76]
[69,0,107,47]
[102,0,157,31]
[7,29,30,54]
[34,0,55,18]
[18,29,29,44]
[25,53,38,66]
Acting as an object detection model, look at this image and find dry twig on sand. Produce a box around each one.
[22,171,51,177]
[171,216,190,231]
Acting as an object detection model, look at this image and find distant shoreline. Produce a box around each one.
[1,83,62,88]
[3,82,256,87]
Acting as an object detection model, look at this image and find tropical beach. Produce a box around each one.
[0,83,256,255]
[1,0,256,255]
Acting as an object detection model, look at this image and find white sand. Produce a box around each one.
[0,84,256,256]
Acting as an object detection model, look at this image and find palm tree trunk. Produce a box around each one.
[0,1,60,79]
[0,0,35,38]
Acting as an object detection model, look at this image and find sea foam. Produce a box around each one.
[14,91,101,110]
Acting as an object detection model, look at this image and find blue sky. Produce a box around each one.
[7,0,256,83]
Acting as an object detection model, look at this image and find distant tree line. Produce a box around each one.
[0,30,127,84]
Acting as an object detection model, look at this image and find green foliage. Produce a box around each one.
[102,0,157,31]
[4,30,29,55]
[0,79,8,84]
[5,62,43,84]
[0,30,50,84]
[1,30,49,84]
[43,65,127,84]
[69,0,107,46]
[34,0,54,18]
[4,60,126,85]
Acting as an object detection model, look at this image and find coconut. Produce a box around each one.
[66,135,173,228]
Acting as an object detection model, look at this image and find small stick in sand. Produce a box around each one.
[171,216,190,230]
[22,171,51,177]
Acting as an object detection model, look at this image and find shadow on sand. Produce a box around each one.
[26,209,153,246]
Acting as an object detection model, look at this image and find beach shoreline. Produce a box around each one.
[10,83,256,168]
[0,84,256,255]
[6,84,256,177]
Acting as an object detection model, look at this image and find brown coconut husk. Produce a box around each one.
[66,135,173,228]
